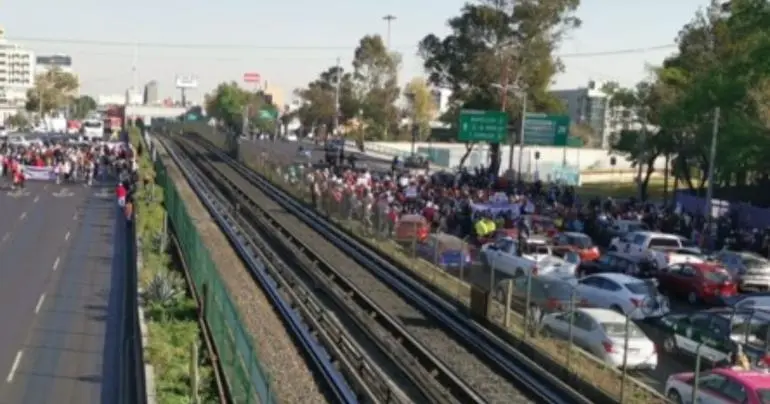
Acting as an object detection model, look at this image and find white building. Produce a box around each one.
[97,94,126,106]
[0,26,35,122]
[551,81,609,148]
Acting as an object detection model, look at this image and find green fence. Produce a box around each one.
[153,149,277,404]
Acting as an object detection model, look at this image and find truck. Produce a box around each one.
[480,236,578,279]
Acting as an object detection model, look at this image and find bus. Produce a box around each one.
[81,119,104,141]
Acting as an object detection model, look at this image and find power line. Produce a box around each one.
[8,36,677,58]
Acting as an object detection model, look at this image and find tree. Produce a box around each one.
[353,35,401,141]
[25,68,79,115]
[205,82,274,133]
[404,77,436,142]
[419,0,581,174]
[70,95,97,119]
[294,65,359,135]
[4,113,28,129]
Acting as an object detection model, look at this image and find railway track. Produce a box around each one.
[173,132,594,404]
[162,136,486,404]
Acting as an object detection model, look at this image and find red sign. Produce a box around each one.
[243,72,261,83]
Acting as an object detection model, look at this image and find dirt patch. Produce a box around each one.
[156,138,327,404]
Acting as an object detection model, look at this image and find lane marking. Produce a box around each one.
[72,213,77,220]
[64,231,70,241]
[33,196,39,203]
[1,233,9,243]
[52,257,60,271]
[19,212,26,220]
[6,350,22,382]
[43,184,49,190]
[34,294,45,314]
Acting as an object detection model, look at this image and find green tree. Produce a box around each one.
[353,35,401,141]
[4,113,29,129]
[419,0,581,174]
[294,65,359,135]
[70,95,97,119]
[404,77,436,142]
[25,68,79,115]
[205,82,275,133]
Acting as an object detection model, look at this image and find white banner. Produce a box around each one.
[175,75,199,89]
[22,165,57,181]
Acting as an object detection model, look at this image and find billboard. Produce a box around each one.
[175,75,199,89]
[243,72,261,83]
[36,55,72,67]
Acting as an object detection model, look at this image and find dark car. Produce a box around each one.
[493,273,579,324]
[403,154,430,170]
[658,308,770,366]
[324,139,345,166]
[577,251,656,278]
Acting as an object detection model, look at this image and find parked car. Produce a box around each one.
[541,308,657,369]
[713,250,770,292]
[415,233,473,270]
[493,273,579,324]
[551,232,600,261]
[480,236,577,278]
[393,214,430,243]
[659,308,770,367]
[665,367,770,404]
[573,273,669,320]
[577,251,657,278]
[722,293,770,310]
[657,262,737,305]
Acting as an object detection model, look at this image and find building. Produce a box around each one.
[97,94,126,106]
[0,26,35,122]
[143,80,159,105]
[262,82,284,109]
[430,88,452,119]
[551,81,609,148]
[35,54,72,74]
[125,87,143,106]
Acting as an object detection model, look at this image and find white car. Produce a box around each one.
[481,236,577,279]
[7,135,30,147]
[610,231,687,268]
[541,308,657,369]
[0,125,7,137]
[573,273,669,320]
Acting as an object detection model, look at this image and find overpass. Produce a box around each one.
[125,105,186,124]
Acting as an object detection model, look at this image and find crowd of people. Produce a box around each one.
[292,161,770,257]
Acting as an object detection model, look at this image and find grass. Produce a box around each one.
[250,160,668,404]
[576,177,678,200]
[129,128,219,404]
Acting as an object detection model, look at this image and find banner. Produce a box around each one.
[22,165,56,181]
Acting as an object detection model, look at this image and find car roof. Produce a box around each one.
[590,273,641,283]
[578,308,629,322]
[563,232,589,238]
[712,368,770,388]
[630,231,678,238]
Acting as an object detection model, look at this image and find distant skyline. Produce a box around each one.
[3,0,713,104]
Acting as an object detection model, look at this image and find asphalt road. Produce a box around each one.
[0,181,123,404]
[241,138,396,173]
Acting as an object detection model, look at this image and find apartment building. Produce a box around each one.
[0,26,35,121]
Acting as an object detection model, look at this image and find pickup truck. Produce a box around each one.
[480,236,577,279]
[609,231,704,269]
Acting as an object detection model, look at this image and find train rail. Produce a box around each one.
[176,133,593,404]
[162,136,482,403]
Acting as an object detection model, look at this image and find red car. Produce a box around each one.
[657,262,737,305]
[551,232,600,261]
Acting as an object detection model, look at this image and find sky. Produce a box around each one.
[2,0,713,104]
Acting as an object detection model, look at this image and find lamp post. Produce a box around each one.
[382,15,396,48]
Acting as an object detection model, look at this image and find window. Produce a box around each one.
[648,237,682,248]
[697,373,728,392]
[632,234,647,245]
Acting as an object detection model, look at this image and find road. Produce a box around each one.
[241,138,396,173]
[0,181,123,404]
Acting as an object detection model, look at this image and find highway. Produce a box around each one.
[0,182,123,404]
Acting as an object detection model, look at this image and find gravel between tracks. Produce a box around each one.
[190,136,534,404]
[156,139,328,404]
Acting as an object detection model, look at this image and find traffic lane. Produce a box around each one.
[1,186,122,404]
[0,183,85,394]
[456,264,691,393]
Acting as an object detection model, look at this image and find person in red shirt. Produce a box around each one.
[116,183,127,207]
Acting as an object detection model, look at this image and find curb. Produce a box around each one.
[136,228,157,404]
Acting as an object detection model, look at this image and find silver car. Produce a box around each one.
[714,250,770,292]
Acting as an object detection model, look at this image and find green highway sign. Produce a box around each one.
[523,113,570,146]
[458,109,508,142]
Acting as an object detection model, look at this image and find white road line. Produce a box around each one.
[33,196,39,203]
[72,213,77,220]
[19,212,26,220]
[1,233,9,243]
[6,350,22,382]
[64,231,70,241]
[43,184,48,190]
[34,293,45,314]
[52,257,60,271]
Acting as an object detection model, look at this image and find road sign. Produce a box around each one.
[458,109,508,143]
[523,113,570,146]
[243,72,261,83]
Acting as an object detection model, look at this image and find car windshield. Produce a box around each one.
[648,237,682,248]
[624,281,656,296]
[83,121,101,128]
[569,235,593,248]
[601,321,646,338]
[730,314,770,347]
[743,254,770,269]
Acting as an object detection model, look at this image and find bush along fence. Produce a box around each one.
[149,131,278,403]
[130,128,220,403]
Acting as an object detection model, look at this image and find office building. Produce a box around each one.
[144,80,159,105]
[551,81,609,148]
[35,54,73,74]
[0,26,35,121]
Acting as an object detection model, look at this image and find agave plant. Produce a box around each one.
[144,271,184,307]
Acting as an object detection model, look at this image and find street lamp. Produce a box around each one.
[491,82,527,179]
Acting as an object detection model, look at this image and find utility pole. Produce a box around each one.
[131,43,139,96]
[704,4,723,232]
[333,57,341,135]
[382,14,396,48]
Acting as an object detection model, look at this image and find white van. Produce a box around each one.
[81,119,104,141]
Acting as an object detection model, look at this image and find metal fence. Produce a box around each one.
[249,156,668,403]
[153,146,277,404]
